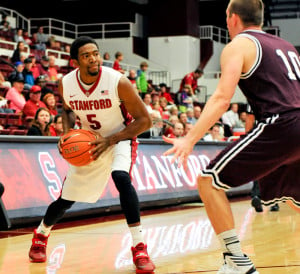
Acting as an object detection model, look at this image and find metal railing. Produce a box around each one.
[199,25,230,44]
[0,7,138,39]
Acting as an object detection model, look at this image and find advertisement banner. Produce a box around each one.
[0,137,249,225]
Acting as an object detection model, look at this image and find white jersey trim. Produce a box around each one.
[236,33,263,79]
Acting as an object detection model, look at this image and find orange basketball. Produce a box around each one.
[60,129,97,166]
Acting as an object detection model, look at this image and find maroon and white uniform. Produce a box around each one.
[202,30,300,208]
[61,66,137,203]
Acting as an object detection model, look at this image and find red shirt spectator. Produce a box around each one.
[23,85,47,120]
[159,83,174,104]
[179,68,203,94]
[112,51,125,74]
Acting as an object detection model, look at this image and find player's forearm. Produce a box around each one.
[62,108,76,133]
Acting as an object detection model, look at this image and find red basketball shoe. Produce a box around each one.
[131,242,155,274]
[29,229,49,262]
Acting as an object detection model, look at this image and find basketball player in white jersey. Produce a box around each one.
[29,36,155,274]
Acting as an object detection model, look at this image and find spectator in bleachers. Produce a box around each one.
[13,28,25,43]
[178,85,194,113]
[163,115,179,138]
[203,123,225,142]
[169,105,179,117]
[30,32,39,50]
[0,14,9,30]
[136,61,148,98]
[0,70,11,88]
[49,114,63,136]
[221,102,240,137]
[35,75,54,100]
[193,105,202,121]
[23,29,33,47]
[0,17,13,41]
[43,92,58,117]
[48,55,60,82]
[159,96,170,120]
[128,69,137,91]
[5,74,26,113]
[186,107,197,124]
[37,55,51,81]
[179,68,203,96]
[23,85,47,121]
[8,61,24,85]
[29,54,40,79]
[35,26,49,51]
[142,93,153,114]
[102,52,112,67]
[0,95,13,114]
[172,122,184,138]
[149,110,163,138]
[22,58,35,90]
[11,41,26,63]
[184,122,194,136]
[179,111,188,126]
[27,107,52,136]
[159,83,174,104]
[113,51,125,74]
[150,91,160,107]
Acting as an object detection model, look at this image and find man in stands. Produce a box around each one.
[179,68,203,96]
[22,85,47,121]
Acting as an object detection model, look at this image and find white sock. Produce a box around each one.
[129,225,144,246]
[217,229,243,256]
[36,220,53,237]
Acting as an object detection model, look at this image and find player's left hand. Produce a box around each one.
[89,134,110,160]
[163,135,194,169]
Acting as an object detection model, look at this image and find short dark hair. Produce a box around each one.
[228,0,263,27]
[70,36,98,60]
[195,68,203,74]
[53,114,61,123]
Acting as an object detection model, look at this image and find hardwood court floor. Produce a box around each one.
[0,199,299,274]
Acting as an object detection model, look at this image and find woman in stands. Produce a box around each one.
[27,107,52,136]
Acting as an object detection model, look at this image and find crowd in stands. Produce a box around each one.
[0,17,247,140]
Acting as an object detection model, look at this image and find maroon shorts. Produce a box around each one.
[201,110,300,207]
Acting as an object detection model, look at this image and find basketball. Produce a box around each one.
[60,129,97,166]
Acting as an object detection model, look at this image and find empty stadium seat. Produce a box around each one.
[6,113,22,127]
[10,129,28,135]
[0,129,10,135]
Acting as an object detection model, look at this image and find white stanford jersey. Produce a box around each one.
[62,66,133,137]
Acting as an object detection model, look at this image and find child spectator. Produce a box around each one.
[159,83,174,104]
[102,52,112,67]
[48,55,60,82]
[113,51,125,74]
[136,61,148,98]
